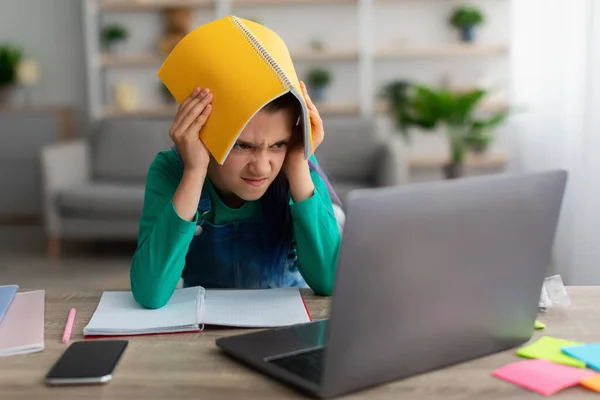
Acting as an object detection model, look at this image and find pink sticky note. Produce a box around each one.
[493,359,595,396]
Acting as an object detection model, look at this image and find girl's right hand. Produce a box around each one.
[169,87,213,172]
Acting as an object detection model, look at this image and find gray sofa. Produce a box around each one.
[314,116,408,201]
[40,116,407,256]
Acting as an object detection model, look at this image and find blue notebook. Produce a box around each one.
[0,285,18,326]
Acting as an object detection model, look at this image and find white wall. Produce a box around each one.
[509,0,600,285]
[0,0,87,108]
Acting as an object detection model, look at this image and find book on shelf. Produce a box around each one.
[83,286,312,337]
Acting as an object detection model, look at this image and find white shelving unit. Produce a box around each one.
[233,0,357,5]
[97,0,216,10]
[375,43,508,59]
[82,0,511,170]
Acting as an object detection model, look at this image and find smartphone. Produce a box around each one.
[45,340,128,385]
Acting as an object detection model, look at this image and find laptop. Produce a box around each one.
[216,170,568,398]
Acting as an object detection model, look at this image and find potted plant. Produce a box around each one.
[306,67,332,102]
[0,43,23,104]
[449,6,485,43]
[101,24,128,52]
[384,81,509,179]
[380,80,412,137]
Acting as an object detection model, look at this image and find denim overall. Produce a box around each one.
[171,147,308,290]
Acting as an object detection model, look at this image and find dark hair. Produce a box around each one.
[259,93,343,270]
[265,92,303,149]
[263,93,342,206]
[265,92,302,115]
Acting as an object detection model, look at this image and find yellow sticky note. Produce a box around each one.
[535,320,546,329]
[517,336,586,368]
[580,374,600,392]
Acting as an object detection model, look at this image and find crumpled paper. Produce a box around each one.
[539,274,571,312]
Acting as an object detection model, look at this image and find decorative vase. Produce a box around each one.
[309,85,326,102]
[444,124,467,179]
[460,25,476,42]
[107,40,126,53]
[443,163,463,179]
[0,85,13,106]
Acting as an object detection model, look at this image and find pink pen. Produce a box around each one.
[62,308,76,344]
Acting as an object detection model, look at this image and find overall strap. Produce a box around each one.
[170,145,211,214]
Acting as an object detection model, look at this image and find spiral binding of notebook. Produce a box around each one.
[231,16,292,90]
[230,16,311,159]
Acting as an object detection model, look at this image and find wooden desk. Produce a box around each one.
[1,287,599,399]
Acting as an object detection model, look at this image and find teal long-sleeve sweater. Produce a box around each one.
[130,150,341,308]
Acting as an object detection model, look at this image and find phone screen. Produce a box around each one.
[45,340,128,384]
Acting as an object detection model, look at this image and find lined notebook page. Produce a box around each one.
[202,288,311,327]
[83,287,204,335]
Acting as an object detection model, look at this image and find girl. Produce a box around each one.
[130,81,343,309]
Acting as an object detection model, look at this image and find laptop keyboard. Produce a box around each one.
[267,348,324,385]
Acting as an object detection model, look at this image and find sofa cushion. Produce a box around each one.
[91,118,174,182]
[331,180,374,207]
[314,117,385,182]
[57,183,145,219]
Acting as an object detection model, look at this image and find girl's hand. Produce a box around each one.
[284,81,323,202]
[169,87,213,173]
[285,81,325,168]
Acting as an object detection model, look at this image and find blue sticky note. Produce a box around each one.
[562,343,600,371]
[0,285,18,325]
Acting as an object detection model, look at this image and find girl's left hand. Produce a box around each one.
[285,81,324,168]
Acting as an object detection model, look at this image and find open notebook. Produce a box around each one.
[83,287,311,337]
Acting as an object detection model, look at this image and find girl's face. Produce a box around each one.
[207,107,295,207]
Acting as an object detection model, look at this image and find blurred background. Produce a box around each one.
[0,0,598,291]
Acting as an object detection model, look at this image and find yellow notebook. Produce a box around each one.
[158,15,313,165]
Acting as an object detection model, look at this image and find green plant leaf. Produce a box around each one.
[382,80,511,162]
[0,43,23,86]
[307,67,331,87]
[449,6,485,28]
[454,89,485,125]
[473,108,510,130]
[101,25,128,44]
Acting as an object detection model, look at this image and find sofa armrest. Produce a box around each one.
[375,135,410,187]
[40,138,91,236]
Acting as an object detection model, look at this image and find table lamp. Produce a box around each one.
[17,59,40,106]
